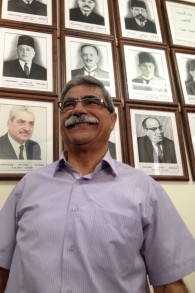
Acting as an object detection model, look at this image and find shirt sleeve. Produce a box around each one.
[0,180,24,269]
[142,181,195,286]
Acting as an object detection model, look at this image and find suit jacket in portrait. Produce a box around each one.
[137,135,177,163]
[132,75,166,91]
[69,7,105,25]
[125,17,157,33]
[0,133,41,160]
[185,80,195,95]
[71,67,110,87]
[8,0,47,16]
[108,140,116,160]
[3,59,47,81]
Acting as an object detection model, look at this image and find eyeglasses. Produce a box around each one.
[146,126,163,132]
[58,96,108,112]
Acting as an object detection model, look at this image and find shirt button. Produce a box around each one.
[71,207,78,212]
[68,245,75,252]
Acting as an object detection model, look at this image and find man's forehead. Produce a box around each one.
[14,111,35,120]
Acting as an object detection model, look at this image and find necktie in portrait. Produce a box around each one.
[24,63,30,77]
[19,145,24,160]
[157,143,164,163]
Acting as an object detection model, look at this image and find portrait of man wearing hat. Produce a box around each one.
[132,52,166,91]
[7,0,47,16]
[3,35,47,80]
[185,59,195,95]
[125,0,157,33]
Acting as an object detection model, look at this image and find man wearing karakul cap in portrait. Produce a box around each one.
[185,59,195,95]
[125,0,157,33]
[132,52,166,91]
[3,35,47,80]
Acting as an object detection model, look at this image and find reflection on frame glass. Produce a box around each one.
[1,0,53,26]
[173,50,195,105]
[126,105,188,180]
[0,27,54,93]
[122,43,174,103]
[165,0,195,48]
[116,0,162,43]
[183,108,195,180]
[63,0,111,35]
[0,98,54,179]
[64,35,116,97]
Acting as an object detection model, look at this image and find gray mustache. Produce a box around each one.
[65,115,99,128]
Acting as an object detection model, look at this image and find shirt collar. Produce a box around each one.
[23,0,33,4]
[54,150,118,177]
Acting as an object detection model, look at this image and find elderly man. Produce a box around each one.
[69,0,105,25]
[0,105,41,160]
[3,35,47,80]
[71,44,110,87]
[7,0,47,16]
[185,59,195,95]
[0,76,195,293]
[125,0,157,33]
[137,116,177,163]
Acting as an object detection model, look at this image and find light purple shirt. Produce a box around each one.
[0,151,195,293]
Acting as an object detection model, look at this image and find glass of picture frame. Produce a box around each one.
[0,26,57,95]
[125,104,189,180]
[120,41,177,104]
[0,95,58,179]
[0,0,56,27]
[164,0,195,48]
[182,107,195,180]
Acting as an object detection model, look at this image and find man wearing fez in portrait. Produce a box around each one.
[137,116,177,163]
[185,59,195,95]
[125,0,157,33]
[71,44,110,87]
[3,35,47,81]
[0,105,41,160]
[132,52,166,90]
[69,0,105,26]
[7,0,47,16]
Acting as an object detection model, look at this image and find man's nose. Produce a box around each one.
[72,101,88,114]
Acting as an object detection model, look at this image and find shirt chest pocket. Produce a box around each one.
[88,209,142,275]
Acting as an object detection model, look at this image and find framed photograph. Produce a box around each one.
[0,0,55,26]
[125,104,188,180]
[120,42,176,103]
[171,48,195,105]
[62,0,113,36]
[115,0,163,43]
[182,108,195,180]
[0,97,58,179]
[0,27,57,95]
[164,0,195,48]
[62,34,119,98]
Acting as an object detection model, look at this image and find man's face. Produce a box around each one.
[190,69,195,81]
[131,6,147,20]
[145,118,164,144]
[17,45,35,63]
[81,46,99,70]
[77,0,96,13]
[7,111,35,144]
[60,85,116,151]
[139,62,155,79]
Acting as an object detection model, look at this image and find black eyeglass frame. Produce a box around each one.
[145,126,163,132]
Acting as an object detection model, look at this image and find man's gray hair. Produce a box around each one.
[9,105,35,121]
[61,75,115,113]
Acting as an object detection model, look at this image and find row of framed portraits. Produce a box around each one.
[1,0,195,48]
[1,96,195,181]
[0,25,195,106]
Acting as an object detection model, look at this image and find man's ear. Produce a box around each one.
[110,112,117,131]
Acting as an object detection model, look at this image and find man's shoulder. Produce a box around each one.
[32,62,46,72]
[0,133,8,142]
[71,67,84,77]
[4,59,19,66]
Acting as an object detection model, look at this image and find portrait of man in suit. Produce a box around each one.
[125,0,157,33]
[7,0,47,16]
[71,44,110,87]
[69,0,105,25]
[132,51,166,91]
[0,105,41,160]
[3,35,47,80]
[185,59,195,95]
[137,116,177,163]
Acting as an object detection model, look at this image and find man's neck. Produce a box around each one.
[66,145,108,176]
